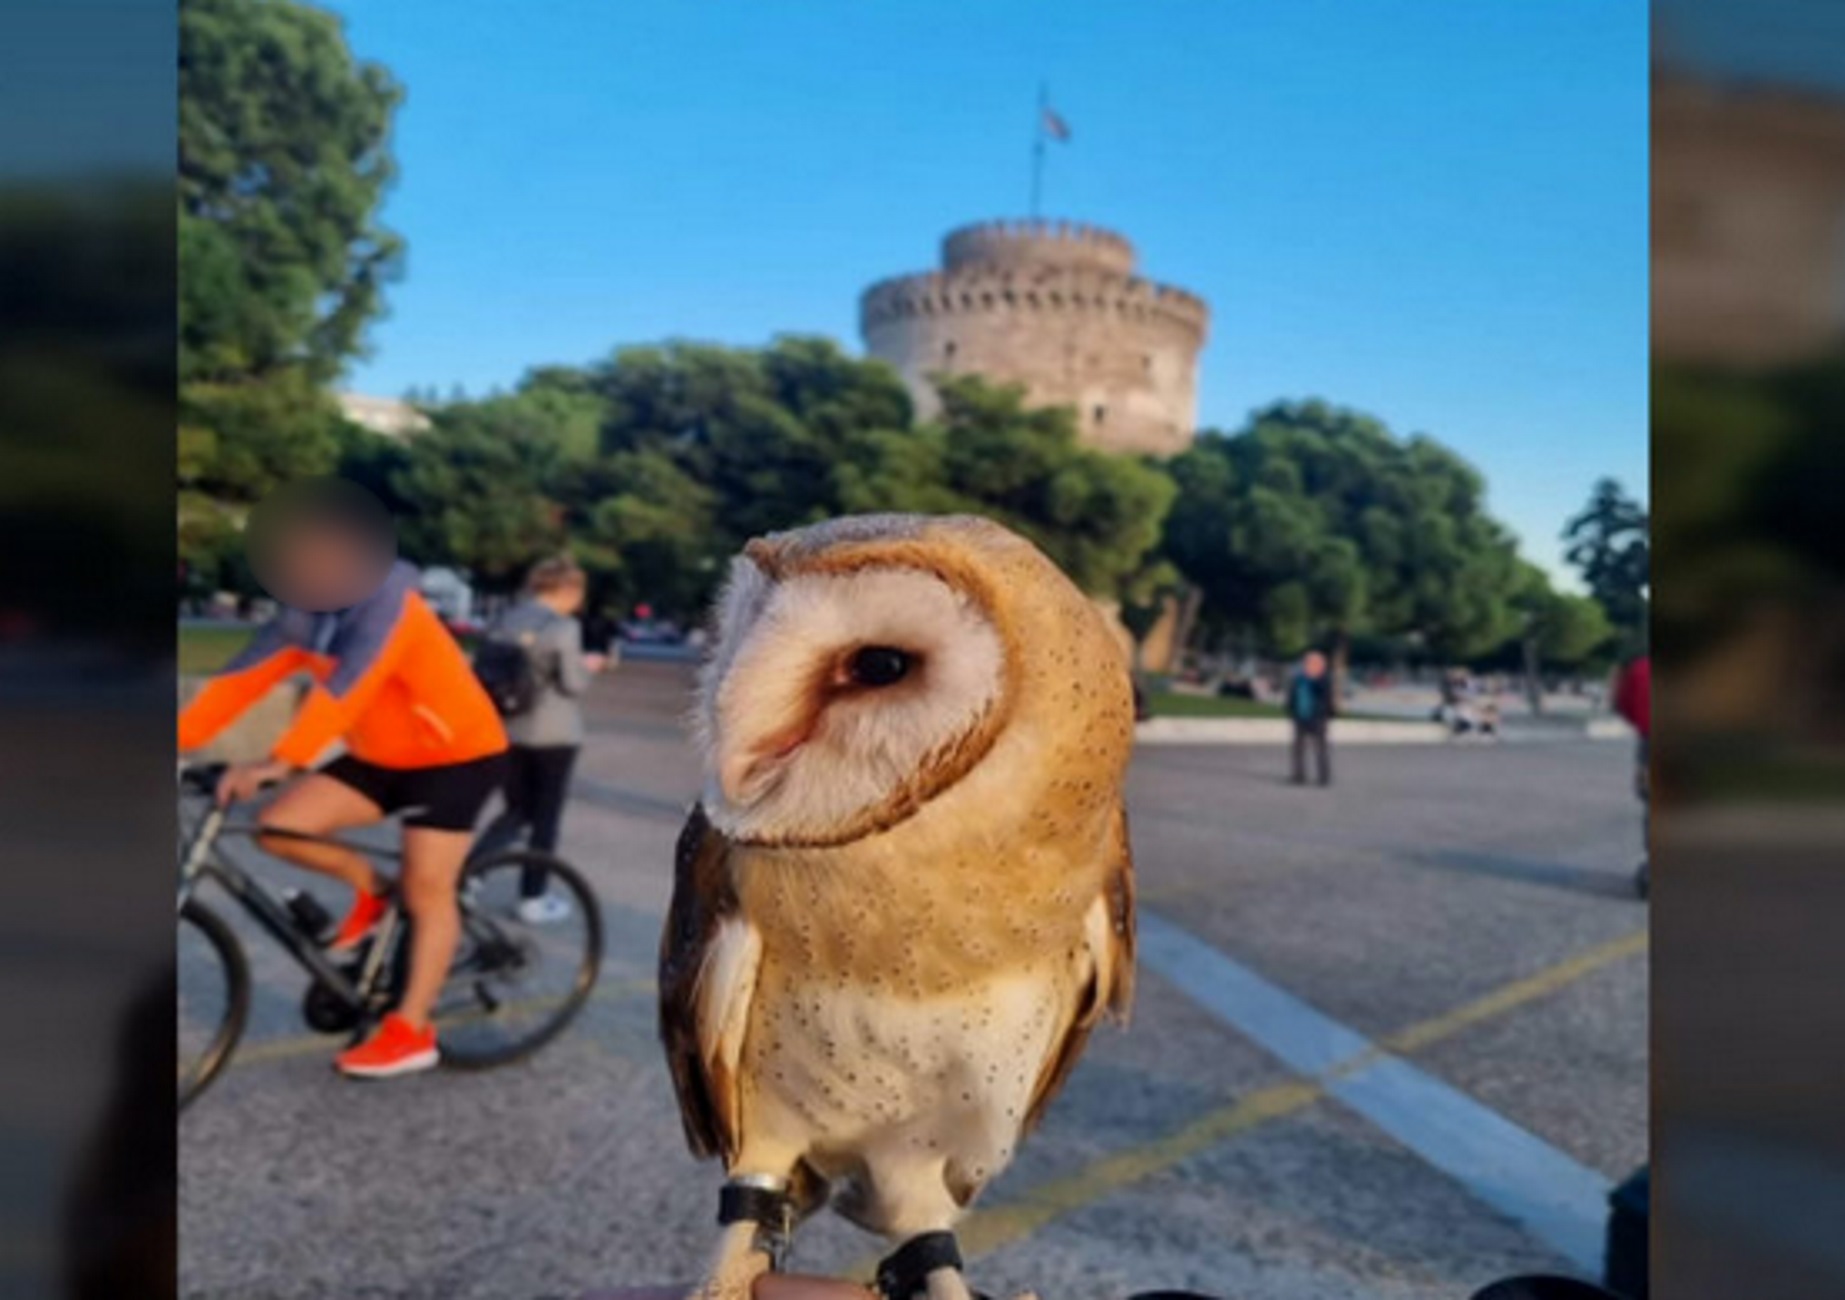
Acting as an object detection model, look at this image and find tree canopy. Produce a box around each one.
[1163,401,1527,660]
[236,325,1616,679]
[837,375,1175,598]
[1562,477,1649,649]
[179,0,403,533]
[180,0,402,388]
[358,339,1178,618]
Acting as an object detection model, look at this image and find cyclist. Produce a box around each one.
[178,491,509,1079]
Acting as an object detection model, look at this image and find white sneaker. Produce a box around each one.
[515,893,572,925]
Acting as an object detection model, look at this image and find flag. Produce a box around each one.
[1042,105,1071,142]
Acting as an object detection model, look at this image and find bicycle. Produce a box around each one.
[177,761,603,1110]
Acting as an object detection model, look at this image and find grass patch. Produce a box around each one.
[178,625,253,676]
[1143,689,1414,725]
[1145,690,1283,719]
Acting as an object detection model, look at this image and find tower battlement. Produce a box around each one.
[943,218,1137,276]
[858,267,1209,340]
[858,217,1210,456]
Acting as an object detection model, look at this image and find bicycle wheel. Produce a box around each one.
[178,899,250,1110]
[430,850,603,1068]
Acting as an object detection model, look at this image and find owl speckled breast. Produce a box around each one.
[660,513,1136,1300]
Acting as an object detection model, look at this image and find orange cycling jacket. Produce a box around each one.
[179,561,508,770]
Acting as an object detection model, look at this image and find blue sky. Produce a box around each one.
[329,0,1648,586]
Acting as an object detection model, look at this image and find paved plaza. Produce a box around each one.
[179,662,1647,1300]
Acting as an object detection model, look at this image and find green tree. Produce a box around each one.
[1163,401,1526,663]
[837,375,1175,598]
[180,0,403,385]
[487,368,611,463]
[1503,560,1614,688]
[587,336,912,546]
[178,0,404,546]
[574,452,723,620]
[1534,591,1613,670]
[391,404,566,589]
[400,342,1173,629]
[331,419,416,517]
[1562,477,1649,641]
[180,370,342,501]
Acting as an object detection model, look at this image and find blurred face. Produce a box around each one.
[1303,652,1327,678]
[247,480,396,612]
[274,522,392,611]
[549,579,587,615]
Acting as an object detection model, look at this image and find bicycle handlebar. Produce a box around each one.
[180,763,227,797]
[178,761,289,802]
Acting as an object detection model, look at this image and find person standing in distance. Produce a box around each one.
[1286,649,1336,786]
[474,556,607,922]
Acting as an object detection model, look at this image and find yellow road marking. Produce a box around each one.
[1369,929,1648,1063]
[207,927,1649,1267]
[849,927,1648,1274]
[217,977,657,1070]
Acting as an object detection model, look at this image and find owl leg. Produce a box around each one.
[687,1170,796,1300]
[688,1218,771,1300]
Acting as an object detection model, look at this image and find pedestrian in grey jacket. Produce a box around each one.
[475,556,607,922]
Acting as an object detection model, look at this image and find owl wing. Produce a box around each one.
[658,802,762,1163]
[1022,804,1137,1134]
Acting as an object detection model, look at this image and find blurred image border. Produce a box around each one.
[1652,3,1845,1296]
[0,2,180,1297]
[8,1,1845,1297]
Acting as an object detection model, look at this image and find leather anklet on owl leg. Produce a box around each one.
[687,1177,793,1300]
[875,1231,985,1300]
[718,1176,796,1268]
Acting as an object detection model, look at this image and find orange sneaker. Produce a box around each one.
[327,889,389,953]
[334,1013,438,1079]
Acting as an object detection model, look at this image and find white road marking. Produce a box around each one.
[1137,910,1614,1273]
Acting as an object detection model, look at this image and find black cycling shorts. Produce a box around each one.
[320,751,508,832]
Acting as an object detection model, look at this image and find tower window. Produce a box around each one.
[944,340,957,362]
[1143,354,1153,373]
[1093,405,1107,424]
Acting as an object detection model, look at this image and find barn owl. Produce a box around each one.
[659,513,1137,1300]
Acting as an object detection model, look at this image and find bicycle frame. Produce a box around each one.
[178,801,403,1015]
[178,772,601,1103]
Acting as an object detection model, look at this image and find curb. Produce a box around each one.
[1135,717,1630,746]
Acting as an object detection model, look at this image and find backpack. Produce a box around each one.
[473,627,542,717]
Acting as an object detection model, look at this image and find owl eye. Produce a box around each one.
[846,645,913,688]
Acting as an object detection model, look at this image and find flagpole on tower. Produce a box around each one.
[1030,82,1047,218]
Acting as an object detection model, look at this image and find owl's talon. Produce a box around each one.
[688,1214,776,1300]
[684,1247,770,1300]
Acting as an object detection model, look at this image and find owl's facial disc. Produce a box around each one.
[700,564,1007,845]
